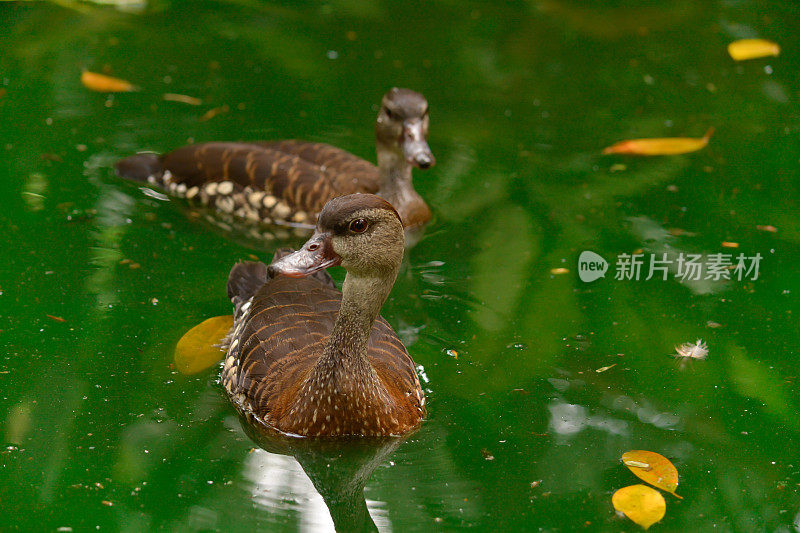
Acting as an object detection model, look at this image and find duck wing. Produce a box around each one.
[117,142,346,220]
[256,140,380,194]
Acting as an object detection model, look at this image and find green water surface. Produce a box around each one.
[2,1,800,531]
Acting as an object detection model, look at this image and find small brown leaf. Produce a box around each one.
[612,484,666,529]
[603,128,714,156]
[199,105,229,122]
[728,39,780,61]
[595,364,616,373]
[756,225,778,233]
[721,241,739,248]
[550,268,569,275]
[46,314,66,323]
[81,71,135,92]
[621,450,682,498]
[174,315,234,375]
[163,93,203,106]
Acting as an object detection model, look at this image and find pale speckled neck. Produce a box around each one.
[319,272,397,373]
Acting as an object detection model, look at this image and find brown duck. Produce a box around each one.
[221,193,426,436]
[115,88,434,229]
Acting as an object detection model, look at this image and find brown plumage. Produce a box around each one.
[221,194,426,437]
[115,88,434,229]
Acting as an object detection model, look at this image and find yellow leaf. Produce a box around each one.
[622,450,682,498]
[612,484,666,530]
[728,39,780,61]
[174,315,233,375]
[81,71,136,92]
[603,128,714,156]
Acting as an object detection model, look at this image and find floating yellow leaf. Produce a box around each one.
[728,39,780,61]
[622,450,682,498]
[612,484,666,530]
[81,71,136,92]
[174,315,233,375]
[595,364,616,373]
[603,128,714,156]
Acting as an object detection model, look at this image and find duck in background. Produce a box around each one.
[116,88,434,230]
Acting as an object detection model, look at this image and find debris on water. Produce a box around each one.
[550,267,569,275]
[674,339,708,360]
[481,448,495,461]
[199,104,229,122]
[602,128,713,156]
[595,364,616,373]
[756,225,778,233]
[446,349,458,358]
[163,93,202,105]
[46,314,66,323]
[81,71,136,92]
[721,241,739,248]
[727,39,780,61]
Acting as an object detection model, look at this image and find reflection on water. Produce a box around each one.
[241,429,399,532]
[4,0,800,530]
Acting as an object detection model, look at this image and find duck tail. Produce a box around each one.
[115,152,164,184]
[227,261,268,303]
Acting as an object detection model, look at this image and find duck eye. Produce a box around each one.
[349,218,368,233]
[384,107,395,120]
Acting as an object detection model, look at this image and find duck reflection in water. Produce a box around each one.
[241,421,403,532]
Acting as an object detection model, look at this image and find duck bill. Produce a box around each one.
[403,119,435,169]
[268,232,341,278]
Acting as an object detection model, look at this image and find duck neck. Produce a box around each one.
[320,269,398,371]
[376,150,420,209]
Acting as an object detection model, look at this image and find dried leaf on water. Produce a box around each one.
[728,39,780,61]
[622,450,682,498]
[612,484,666,530]
[603,128,714,156]
[163,93,203,106]
[81,71,136,92]
[595,364,616,373]
[174,315,233,375]
[199,105,230,122]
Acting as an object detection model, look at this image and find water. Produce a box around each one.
[2,1,800,531]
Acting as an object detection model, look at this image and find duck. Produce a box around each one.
[221,193,426,437]
[115,88,434,229]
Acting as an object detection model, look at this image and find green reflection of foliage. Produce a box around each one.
[727,344,798,431]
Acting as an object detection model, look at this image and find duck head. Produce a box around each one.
[269,194,405,279]
[375,88,435,170]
